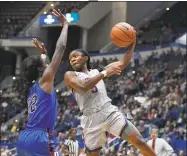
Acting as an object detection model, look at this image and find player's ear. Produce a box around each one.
[38,67,43,72]
[84,56,88,61]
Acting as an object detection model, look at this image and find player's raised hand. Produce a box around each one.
[52,9,67,25]
[127,41,136,52]
[32,38,47,55]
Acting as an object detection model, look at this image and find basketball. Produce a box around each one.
[110,22,136,47]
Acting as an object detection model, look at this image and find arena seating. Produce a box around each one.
[55,2,89,14]
[137,2,187,46]
[0,2,46,39]
[0,2,89,39]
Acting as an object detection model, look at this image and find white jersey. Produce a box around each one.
[72,69,111,114]
[64,139,79,156]
[147,138,176,156]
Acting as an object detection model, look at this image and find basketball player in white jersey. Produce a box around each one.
[64,43,156,156]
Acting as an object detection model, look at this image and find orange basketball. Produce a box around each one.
[110,22,136,47]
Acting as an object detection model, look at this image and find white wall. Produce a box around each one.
[87,2,127,51]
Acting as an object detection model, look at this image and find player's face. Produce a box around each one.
[69,51,87,71]
[70,129,77,138]
[151,130,157,140]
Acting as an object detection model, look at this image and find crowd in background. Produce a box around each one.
[56,2,88,14]
[1,81,25,123]
[0,2,46,39]
[136,2,186,47]
[99,48,186,156]
[1,47,186,156]
[0,1,88,39]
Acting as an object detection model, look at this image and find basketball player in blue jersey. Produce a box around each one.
[16,9,68,156]
[64,41,156,156]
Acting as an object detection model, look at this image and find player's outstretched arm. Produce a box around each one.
[32,38,48,55]
[32,38,50,67]
[39,9,68,93]
[64,66,121,92]
[104,42,136,71]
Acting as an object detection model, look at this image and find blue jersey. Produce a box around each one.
[17,82,59,156]
[26,82,58,133]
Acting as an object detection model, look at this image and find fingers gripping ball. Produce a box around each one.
[110,22,136,47]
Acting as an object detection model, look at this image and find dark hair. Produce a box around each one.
[20,55,42,100]
[68,128,76,136]
[71,49,92,70]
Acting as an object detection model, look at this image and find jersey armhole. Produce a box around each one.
[36,82,54,96]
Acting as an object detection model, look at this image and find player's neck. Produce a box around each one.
[80,66,89,73]
[152,137,157,140]
[69,136,76,141]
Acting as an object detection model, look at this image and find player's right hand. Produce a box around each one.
[52,9,67,25]
[32,38,47,55]
[105,65,121,77]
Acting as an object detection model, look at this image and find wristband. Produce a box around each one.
[41,54,47,60]
[100,70,107,77]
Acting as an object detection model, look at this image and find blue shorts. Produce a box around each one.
[17,129,58,156]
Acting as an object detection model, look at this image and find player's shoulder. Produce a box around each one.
[64,71,76,85]
[157,138,163,141]
[65,70,74,75]
[90,69,100,74]
[64,71,76,78]
[63,138,70,145]
[157,138,165,142]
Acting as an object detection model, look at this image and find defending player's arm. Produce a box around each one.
[39,9,68,93]
[32,38,48,55]
[64,66,121,92]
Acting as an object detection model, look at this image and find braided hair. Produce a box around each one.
[20,55,42,100]
[68,49,106,72]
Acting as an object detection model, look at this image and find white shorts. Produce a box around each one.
[80,103,127,151]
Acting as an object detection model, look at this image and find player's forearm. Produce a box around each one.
[82,73,105,91]
[56,23,68,50]
[120,45,135,69]
[50,23,68,70]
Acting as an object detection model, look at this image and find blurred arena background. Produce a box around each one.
[0,1,186,156]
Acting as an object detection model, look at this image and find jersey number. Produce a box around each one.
[91,86,98,93]
[27,94,37,114]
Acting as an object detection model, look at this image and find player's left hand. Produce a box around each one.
[104,61,124,71]
[52,9,68,25]
[32,38,47,55]
[127,42,136,52]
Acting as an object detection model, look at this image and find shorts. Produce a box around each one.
[81,104,127,151]
[17,129,59,156]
